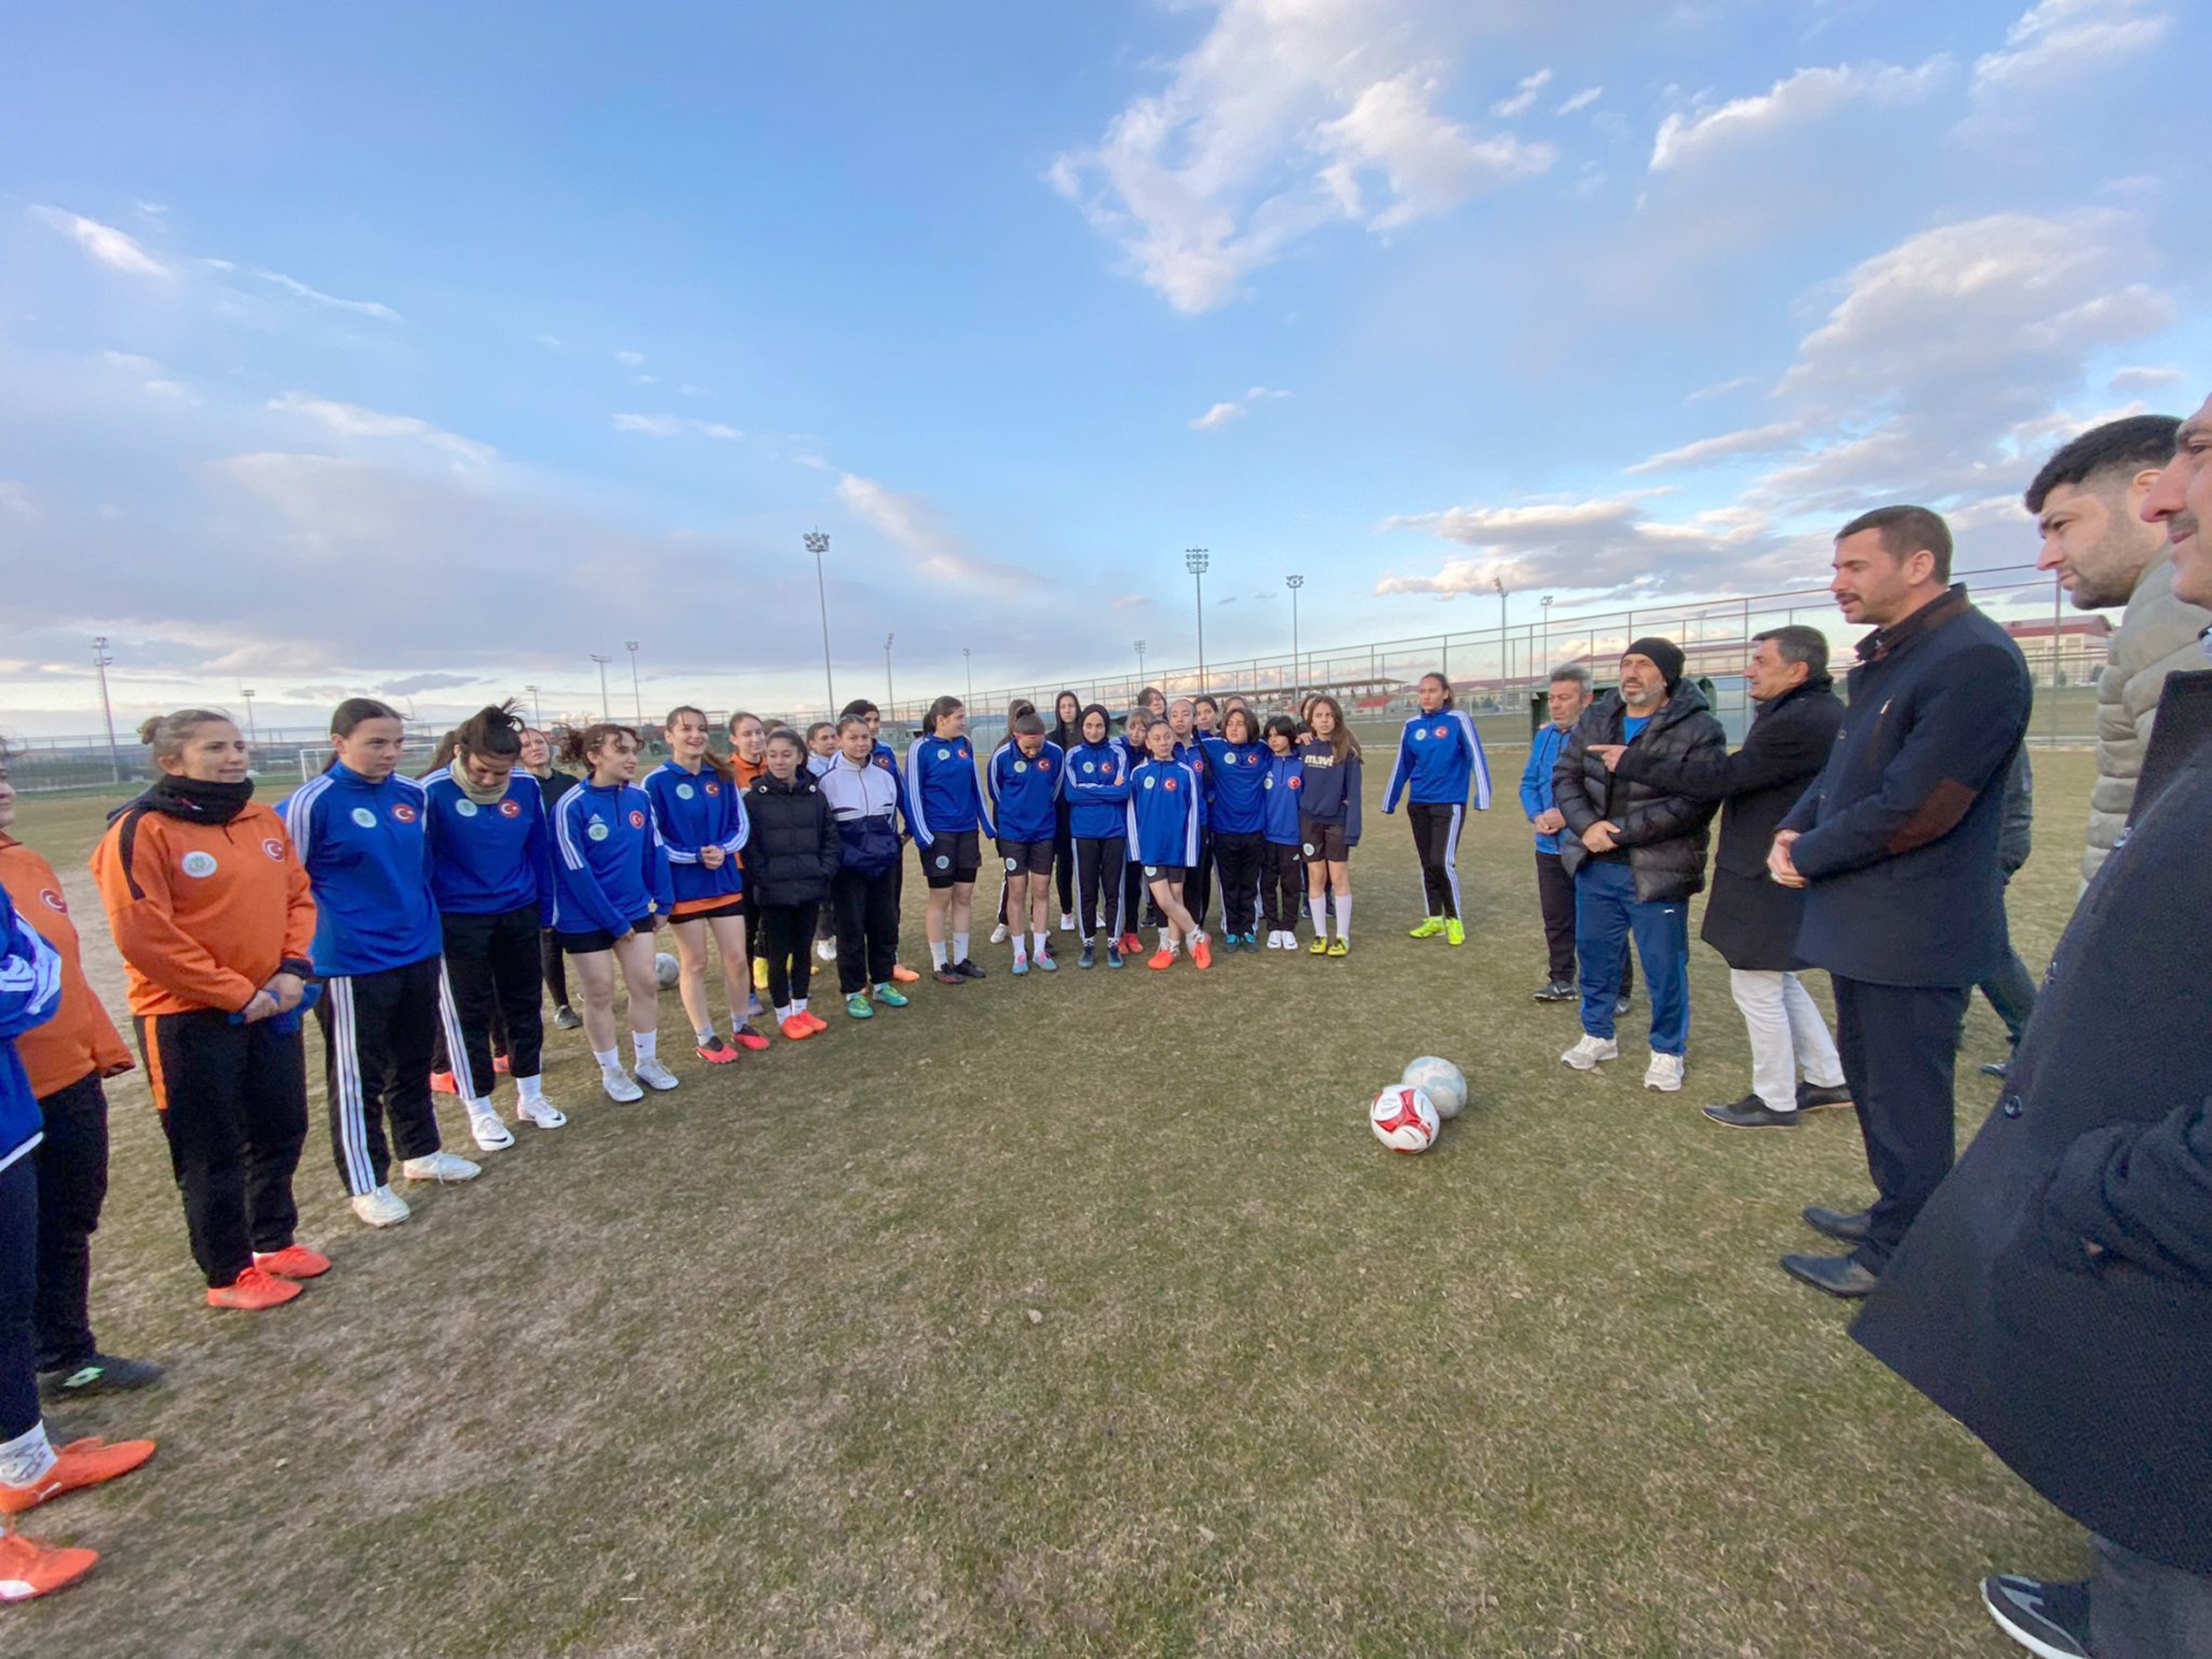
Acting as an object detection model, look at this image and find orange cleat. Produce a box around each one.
[205,1266,301,1312]
[252,1244,331,1280]
[0,1438,157,1516]
[694,1034,741,1064]
[1147,947,1177,972]
[429,1071,457,1095]
[730,1025,772,1052]
[0,1532,99,1601]
[888,963,921,984]
[799,1011,829,1034]
[1190,936,1212,971]
[779,1016,814,1041]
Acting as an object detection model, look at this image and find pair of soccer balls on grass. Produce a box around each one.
[1370,1057,1467,1154]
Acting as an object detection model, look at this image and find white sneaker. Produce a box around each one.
[634,1057,680,1091]
[1271,931,1289,949]
[1561,1034,1619,1071]
[517,1096,567,1129]
[1644,1051,1686,1092]
[989,922,1009,945]
[814,938,837,962]
[602,1065,644,1103]
[350,1185,411,1227]
[401,1150,481,1183]
[1058,911,1076,933]
[466,1105,515,1152]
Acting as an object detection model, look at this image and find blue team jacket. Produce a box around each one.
[1294,741,1363,845]
[1125,758,1206,866]
[1383,710,1494,813]
[0,886,62,1173]
[1261,751,1304,845]
[1198,737,1269,835]
[420,768,556,918]
[870,741,915,839]
[987,741,1064,844]
[903,734,994,846]
[281,764,442,976]
[1519,723,1573,854]
[1063,739,1133,838]
[549,781,673,936]
[643,760,749,906]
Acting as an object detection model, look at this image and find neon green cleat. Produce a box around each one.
[873,983,910,1008]
[1445,918,1465,946]
[1326,937,1349,958]
[845,993,874,1019]
[1408,917,1446,939]
[1308,935,1330,956]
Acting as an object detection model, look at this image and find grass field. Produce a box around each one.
[6,742,2093,1658]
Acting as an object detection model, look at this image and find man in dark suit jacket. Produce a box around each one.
[1768,505,2032,1296]
[1591,625,1849,1129]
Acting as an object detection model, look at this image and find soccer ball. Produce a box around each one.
[654,952,680,989]
[1370,1085,1440,1154]
[1402,1056,1467,1119]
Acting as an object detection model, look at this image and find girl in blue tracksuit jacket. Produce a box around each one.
[646,705,763,1066]
[903,696,995,980]
[986,714,1064,973]
[1258,716,1306,948]
[1064,703,1133,967]
[551,723,677,1103]
[1381,672,1494,942]
[1198,708,1271,948]
[283,697,473,1216]
[1295,695,1363,957]
[1115,710,1158,955]
[819,714,906,1012]
[1125,719,1210,972]
[421,702,559,1148]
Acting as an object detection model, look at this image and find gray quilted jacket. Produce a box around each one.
[2083,551,2212,884]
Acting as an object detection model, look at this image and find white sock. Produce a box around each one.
[930,940,948,968]
[593,1047,620,1071]
[0,1420,57,1489]
[469,1095,495,1115]
[795,997,808,1015]
[632,1030,657,1064]
[694,1024,717,1046]
[1335,897,1353,940]
[776,1003,794,1024]
[1032,930,1048,956]
[518,1073,545,1102]
[954,932,971,962]
[1013,939,1028,964]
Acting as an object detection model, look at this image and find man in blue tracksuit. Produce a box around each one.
[986,712,1064,973]
[1382,673,1494,945]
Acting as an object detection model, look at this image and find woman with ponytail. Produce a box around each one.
[421,703,564,1148]
[645,706,768,1064]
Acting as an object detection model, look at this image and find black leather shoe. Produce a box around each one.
[1796,1081,1854,1110]
[1801,1203,1871,1243]
[1978,1060,2009,1079]
[1780,1252,1880,1297]
[1531,980,1576,1002]
[1702,1095,1801,1129]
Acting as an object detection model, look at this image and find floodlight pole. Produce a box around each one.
[525,684,542,726]
[1493,575,1509,686]
[806,530,834,714]
[589,654,611,720]
[962,646,973,707]
[1185,548,1210,692]
[92,636,119,783]
[884,632,895,715]
[1134,640,1146,687]
[1285,575,1303,698]
[240,687,257,749]
[625,641,642,726]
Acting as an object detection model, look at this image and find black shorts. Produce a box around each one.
[1140,863,1187,883]
[555,915,653,955]
[1300,821,1351,862]
[996,838,1055,875]
[919,829,982,889]
[670,895,746,924]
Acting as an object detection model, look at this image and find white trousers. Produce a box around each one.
[1729,969,1846,1111]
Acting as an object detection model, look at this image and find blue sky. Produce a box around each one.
[2,0,2203,735]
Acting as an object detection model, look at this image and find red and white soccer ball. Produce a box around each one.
[1370,1085,1440,1153]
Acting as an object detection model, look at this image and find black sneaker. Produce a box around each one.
[40,1353,165,1401]
[553,1004,582,1031]
[1980,1574,2090,1658]
[956,957,987,979]
[932,964,965,986]
[1797,1080,1855,1110]
[1702,1095,1801,1129]
[1532,980,1576,1002]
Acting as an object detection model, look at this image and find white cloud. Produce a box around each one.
[1376,497,1792,597]
[250,267,402,322]
[31,206,172,277]
[680,383,703,397]
[1970,0,2171,102]
[835,473,1038,588]
[534,334,563,349]
[616,349,645,367]
[627,373,658,385]
[1649,58,1952,172]
[2108,365,2184,395]
[1490,66,1553,119]
[133,199,168,217]
[695,422,742,441]
[1625,421,1804,473]
[1049,1,1555,312]
[1555,87,1602,116]
[1190,402,1247,431]
[268,392,496,465]
[1686,374,1760,403]
[612,413,743,440]
[102,350,162,375]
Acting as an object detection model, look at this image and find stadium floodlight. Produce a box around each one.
[1134,639,1146,686]
[806,530,834,714]
[1285,575,1303,697]
[91,636,119,783]
[588,654,611,720]
[1185,549,1210,693]
[962,645,972,706]
[884,632,895,713]
[524,684,542,726]
[625,641,642,725]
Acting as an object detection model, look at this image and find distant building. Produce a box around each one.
[2004,615,2112,687]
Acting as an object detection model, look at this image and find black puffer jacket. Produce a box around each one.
[742,771,841,907]
[1552,680,1727,902]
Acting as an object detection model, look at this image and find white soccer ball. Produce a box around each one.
[654,952,680,989]
[1402,1056,1467,1119]
[1370,1085,1440,1154]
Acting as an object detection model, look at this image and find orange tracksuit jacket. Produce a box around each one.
[0,836,133,1099]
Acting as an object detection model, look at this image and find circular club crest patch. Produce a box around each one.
[498,799,521,818]
[1414,728,1428,742]
[628,810,646,829]
[1004,856,1019,872]
[934,854,950,870]
[936,748,950,761]
[1013,760,1028,774]
[676,783,695,800]
[349,806,377,828]
[1144,865,1160,878]
[37,887,65,914]
[1302,842,1317,857]
[262,838,286,861]
[1142,776,1156,790]
[393,803,418,824]
[456,799,480,818]
[588,821,611,842]
[1081,762,1094,775]
[181,850,219,879]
